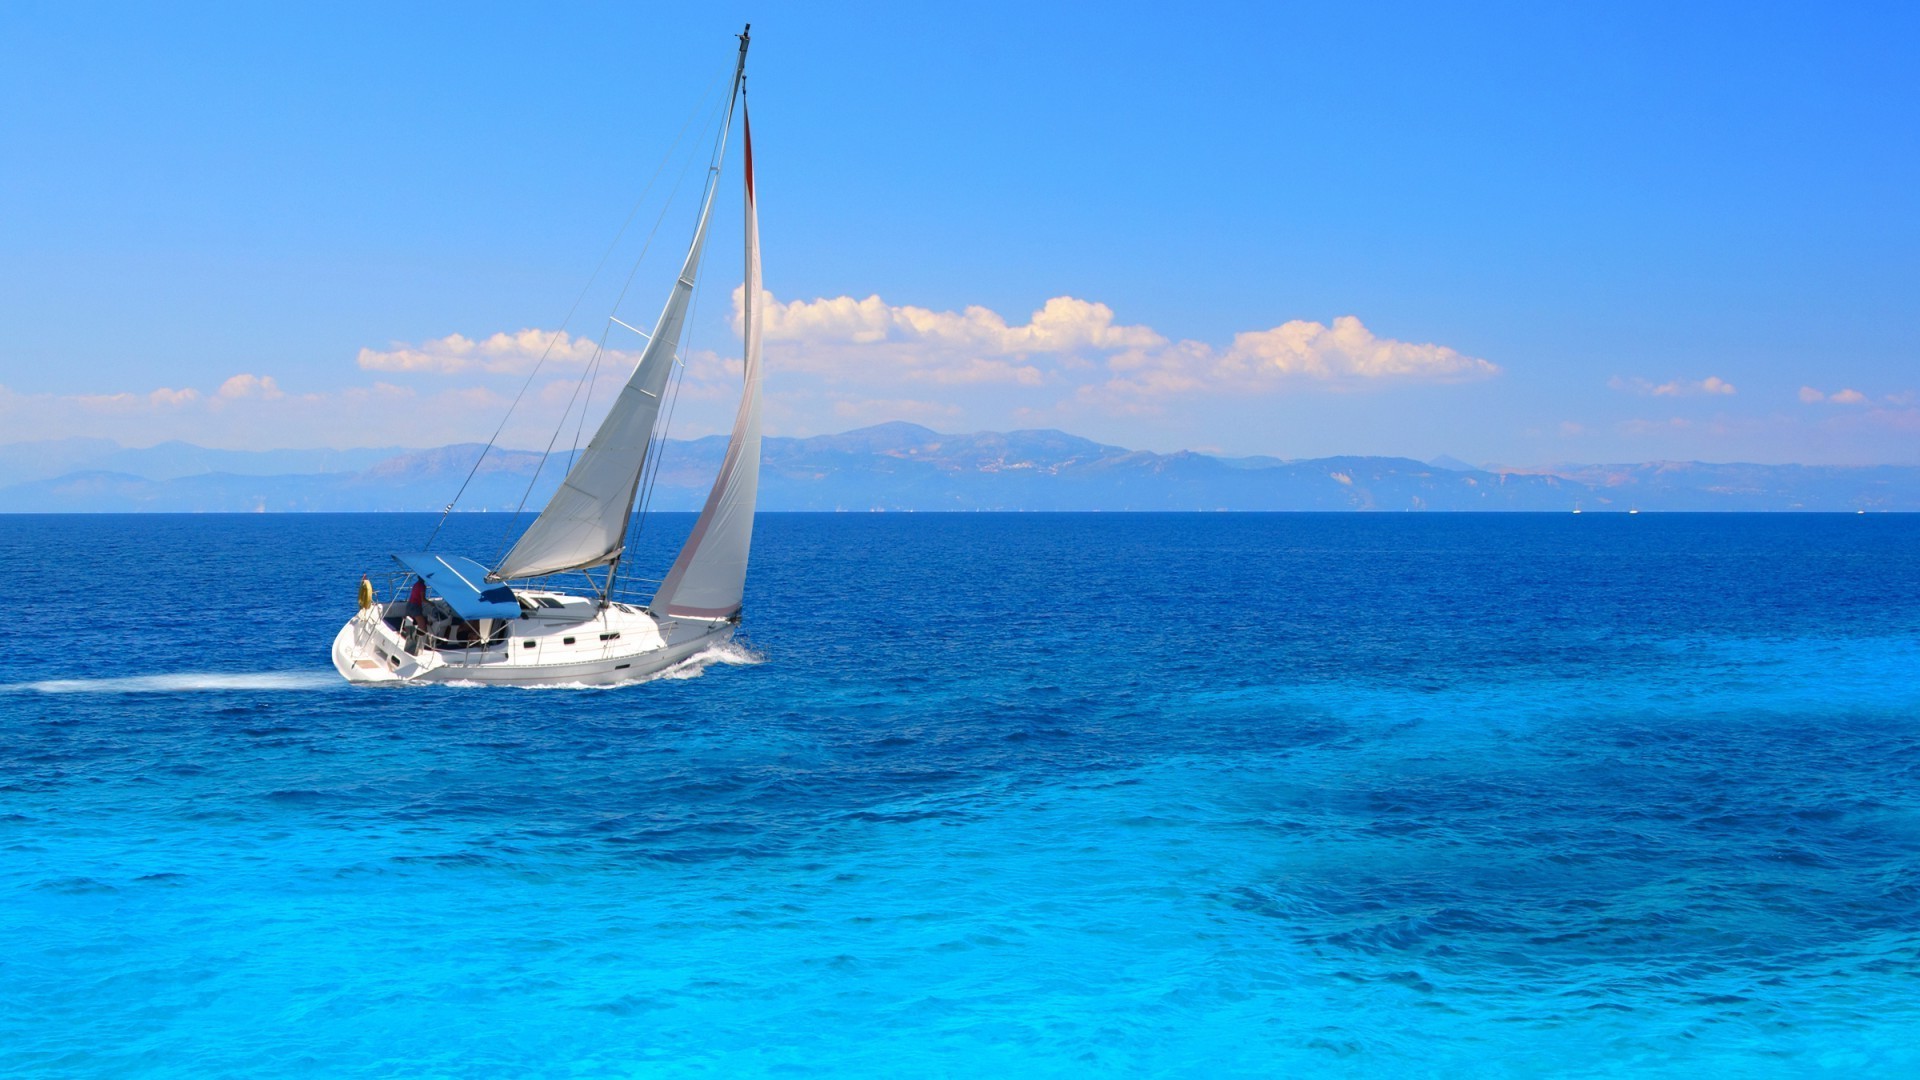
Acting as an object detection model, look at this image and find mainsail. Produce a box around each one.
[494,52,748,581]
[652,105,763,620]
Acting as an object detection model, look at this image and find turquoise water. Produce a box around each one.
[3,513,1918,1075]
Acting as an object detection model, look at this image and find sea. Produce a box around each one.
[2,512,1916,1076]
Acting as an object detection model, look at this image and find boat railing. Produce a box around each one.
[502,571,661,609]
[373,567,663,646]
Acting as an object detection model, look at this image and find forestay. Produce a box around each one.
[493,73,746,582]
[652,106,763,621]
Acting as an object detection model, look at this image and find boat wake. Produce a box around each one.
[438,640,767,691]
[1,671,341,694]
[652,639,766,681]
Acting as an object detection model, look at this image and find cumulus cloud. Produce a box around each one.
[1800,386,1869,405]
[0,375,547,450]
[1217,316,1497,381]
[70,386,201,410]
[760,292,1165,355]
[747,289,1495,403]
[6,292,1492,449]
[357,328,617,375]
[1609,375,1737,397]
[216,373,284,400]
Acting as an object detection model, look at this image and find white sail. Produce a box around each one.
[495,69,746,581]
[652,106,763,620]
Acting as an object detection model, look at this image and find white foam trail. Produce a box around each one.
[637,640,762,683]
[2,672,340,694]
[441,641,768,691]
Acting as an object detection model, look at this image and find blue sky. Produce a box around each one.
[2,1,1916,464]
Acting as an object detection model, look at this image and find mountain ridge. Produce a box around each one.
[2,423,1915,512]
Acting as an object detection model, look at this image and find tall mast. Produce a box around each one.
[492,28,751,586]
[650,56,765,622]
[598,25,752,604]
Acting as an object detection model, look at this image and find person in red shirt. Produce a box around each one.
[406,578,427,624]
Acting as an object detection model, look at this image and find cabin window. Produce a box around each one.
[599,631,620,641]
[615,604,636,614]
[562,636,576,645]
[522,641,536,649]
[615,663,631,670]
[536,597,564,609]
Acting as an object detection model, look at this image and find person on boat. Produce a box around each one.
[406,577,427,624]
[358,574,374,611]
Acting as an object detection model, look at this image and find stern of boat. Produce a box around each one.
[332,606,440,684]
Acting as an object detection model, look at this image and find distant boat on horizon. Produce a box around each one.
[333,26,764,686]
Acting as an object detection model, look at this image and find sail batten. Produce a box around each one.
[652,104,762,620]
[493,60,748,583]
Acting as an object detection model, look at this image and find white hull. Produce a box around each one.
[332,591,734,687]
[334,30,763,691]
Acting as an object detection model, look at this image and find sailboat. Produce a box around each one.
[332,27,764,686]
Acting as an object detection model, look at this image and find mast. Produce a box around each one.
[601,25,753,602]
[492,28,751,584]
[650,78,764,622]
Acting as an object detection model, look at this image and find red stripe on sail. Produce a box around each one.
[743,106,754,201]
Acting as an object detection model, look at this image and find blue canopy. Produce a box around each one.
[393,553,521,621]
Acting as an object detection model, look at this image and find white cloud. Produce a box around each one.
[1801,386,1872,405]
[759,292,1165,355]
[748,290,1495,402]
[0,292,1497,452]
[68,386,201,410]
[357,328,617,375]
[1610,375,1737,397]
[216,373,284,400]
[0,375,543,450]
[1218,316,1496,381]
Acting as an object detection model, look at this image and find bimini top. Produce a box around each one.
[392,553,521,621]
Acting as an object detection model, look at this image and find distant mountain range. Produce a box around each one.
[1,423,1915,512]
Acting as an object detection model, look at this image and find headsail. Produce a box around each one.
[494,45,749,581]
[652,105,763,620]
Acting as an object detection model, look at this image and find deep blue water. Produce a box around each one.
[3,512,1918,1076]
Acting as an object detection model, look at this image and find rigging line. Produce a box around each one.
[622,59,743,547]
[573,329,609,457]
[420,68,726,553]
[493,78,731,564]
[607,65,736,326]
[631,240,706,539]
[599,67,741,594]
